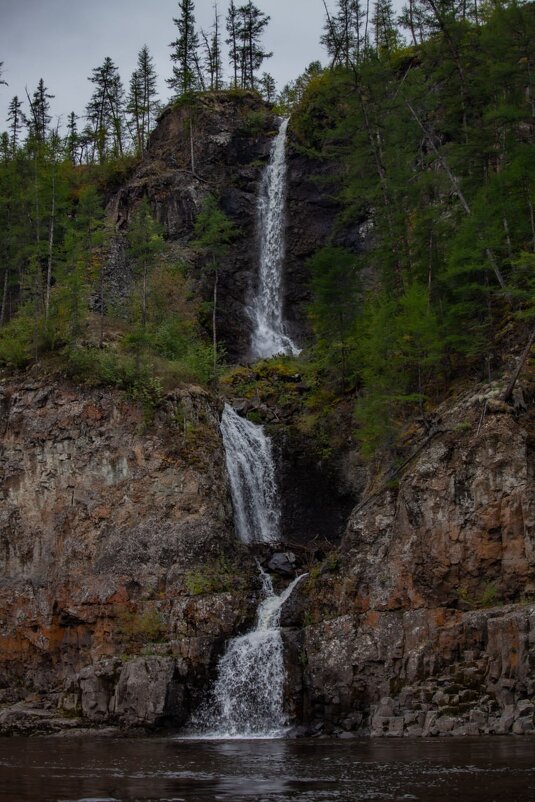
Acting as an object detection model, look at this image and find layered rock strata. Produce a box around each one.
[287,382,535,736]
[0,377,256,733]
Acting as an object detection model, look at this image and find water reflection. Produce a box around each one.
[0,736,534,802]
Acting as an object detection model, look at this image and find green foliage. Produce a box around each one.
[239,108,270,136]
[116,607,166,645]
[184,557,242,596]
[294,1,535,457]
[458,582,500,609]
[0,313,35,367]
[308,246,361,389]
[193,194,237,255]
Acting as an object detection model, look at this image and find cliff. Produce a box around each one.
[0,376,258,734]
[0,90,534,740]
[106,92,359,360]
[287,378,535,736]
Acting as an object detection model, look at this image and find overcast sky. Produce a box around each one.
[0,0,328,130]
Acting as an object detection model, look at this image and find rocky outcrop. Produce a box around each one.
[0,375,257,732]
[105,93,367,361]
[107,92,276,359]
[288,380,535,736]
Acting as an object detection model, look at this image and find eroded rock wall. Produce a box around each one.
[290,383,535,736]
[0,377,257,732]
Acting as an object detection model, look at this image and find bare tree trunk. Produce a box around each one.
[527,194,535,252]
[45,168,56,323]
[213,266,218,373]
[190,117,195,174]
[503,216,513,258]
[502,323,535,403]
[0,268,8,327]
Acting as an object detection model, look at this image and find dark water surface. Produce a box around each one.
[0,736,534,802]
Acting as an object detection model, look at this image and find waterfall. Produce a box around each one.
[220,404,280,545]
[250,117,300,360]
[194,569,307,739]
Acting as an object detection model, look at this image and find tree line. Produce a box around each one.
[0,1,274,165]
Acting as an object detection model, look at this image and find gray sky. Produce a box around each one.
[0,0,328,130]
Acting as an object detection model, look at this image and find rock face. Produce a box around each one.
[288,383,535,736]
[0,376,257,732]
[284,143,368,346]
[107,93,275,360]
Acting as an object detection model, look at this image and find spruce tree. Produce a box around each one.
[238,2,272,89]
[138,46,159,144]
[27,79,54,143]
[65,112,79,165]
[86,57,125,161]
[168,0,201,96]
[226,1,240,87]
[202,6,223,91]
[259,72,276,103]
[6,96,23,154]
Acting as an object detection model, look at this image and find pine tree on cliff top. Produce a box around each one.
[168,0,201,96]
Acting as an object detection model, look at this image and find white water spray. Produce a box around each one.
[220,404,280,545]
[250,117,300,360]
[194,569,307,738]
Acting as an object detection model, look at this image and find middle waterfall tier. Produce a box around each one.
[250,117,300,360]
[220,404,281,545]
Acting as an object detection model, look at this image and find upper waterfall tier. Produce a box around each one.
[220,404,281,544]
[250,117,300,360]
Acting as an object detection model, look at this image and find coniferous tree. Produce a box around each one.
[0,63,7,86]
[168,0,201,96]
[237,2,272,89]
[126,199,165,370]
[26,79,54,143]
[259,72,276,103]
[372,0,399,53]
[226,1,240,87]
[398,0,427,45]
[202,6,224,91]
[321,0,366,67]
[127,69,144,154]
[193,194,236,371]
[65,112,79,165]
[6,96,23,154]
[86,57,126,161]
[138,45,159,145]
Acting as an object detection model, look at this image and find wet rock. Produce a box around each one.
[268,552,297,576]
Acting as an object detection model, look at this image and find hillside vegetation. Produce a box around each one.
[0,1,534,459]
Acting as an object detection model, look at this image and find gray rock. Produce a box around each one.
[79,659,122,721]
[267,552,296,576]
[114,657,186,728]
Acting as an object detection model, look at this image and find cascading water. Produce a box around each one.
[220,403,280,545]
[193,568,307,739]
[250,117,300,360]
[196,237,302,738]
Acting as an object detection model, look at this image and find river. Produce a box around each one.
[1,736,534,801]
